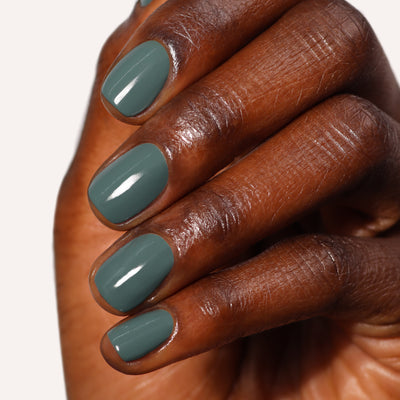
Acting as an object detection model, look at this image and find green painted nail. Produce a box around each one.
[140,0,154,6]
[108,309,174,362]
[88,143,168,224]
[94,234,174,312]
[102,40,170,117]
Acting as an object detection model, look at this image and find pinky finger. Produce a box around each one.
[100,232,400,374]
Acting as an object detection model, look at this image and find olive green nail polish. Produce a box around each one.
[94,234,174,312]
[88,143,168,224]
[102,40,170,117]
[108,309,174,362]
[140,0,153,6]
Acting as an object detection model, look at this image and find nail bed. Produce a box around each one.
[102,40,170,117]
[108,309,175,362]
[88,143,169,224]
[94,233,174,312]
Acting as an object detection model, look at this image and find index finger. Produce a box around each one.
[100,0,302,123]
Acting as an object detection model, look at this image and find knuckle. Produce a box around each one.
[195,272,250,325]
[299,0,374,71]
[327,0,373,56]
[158,85,244,158]
[197,274,236,319]
[327,95,389,163]
[184,85,244,140]
[192,185,243,242]
[161,184,244,257]
[143,3,233,66]
[291,234,349,295]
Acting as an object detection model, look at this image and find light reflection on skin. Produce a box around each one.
[114,264,145,288]
[107,173,143,201]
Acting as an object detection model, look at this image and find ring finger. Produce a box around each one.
[89,94,400,316]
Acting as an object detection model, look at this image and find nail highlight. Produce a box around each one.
[88,143,168,224]
[101,40,170,117]
[108,309,174,362]
[94,234,174,312]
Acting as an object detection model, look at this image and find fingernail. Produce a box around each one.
[108,309,174,362]
[94,234,174,312]
[102,40,170,117]
[88,143,168,224]
[140,0,154,6]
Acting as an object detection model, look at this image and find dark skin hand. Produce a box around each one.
[55,0,400,398]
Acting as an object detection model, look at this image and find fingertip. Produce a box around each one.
[101,308,176,374]
[89,232,175,316]
[100,39,171,124]
[89,261,127,317]
[87,142,170,229]
[100,95,139,125]
[100,331,137,374]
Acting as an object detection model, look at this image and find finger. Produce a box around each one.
[88,0,400,229]
[89,95,400,315]
[67,3,155,183]
[100,0,301,123]
[100,232,400,374]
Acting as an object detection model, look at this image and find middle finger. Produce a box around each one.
[89,94,400,315]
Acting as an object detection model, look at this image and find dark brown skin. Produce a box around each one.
[55,0,400,398]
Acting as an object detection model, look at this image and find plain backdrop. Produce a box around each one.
[1,1,399,398]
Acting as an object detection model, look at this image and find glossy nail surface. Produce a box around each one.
[102,40,170,117]
[140,0,154,6]
[88,143,168,224]
[108,309,174,362]
[94,234,174,312]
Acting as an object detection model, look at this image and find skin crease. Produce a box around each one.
[54,0,400,399]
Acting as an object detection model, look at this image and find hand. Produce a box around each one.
[55,0,400,398]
